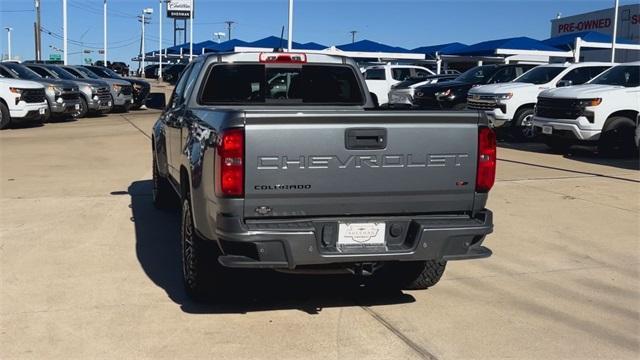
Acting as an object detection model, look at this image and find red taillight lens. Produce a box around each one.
[259,52,307,63]
[476,127,496,193]
[215,128,244,197]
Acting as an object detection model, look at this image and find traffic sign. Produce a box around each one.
[49,53,61,61]
[84,58,93,64]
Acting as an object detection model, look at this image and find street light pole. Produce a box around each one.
[287,0,293,51]
[159,0,163,81]
[611,0,619,62]
[104,0,107,65]
[189,0,193,62]
[140,8,153,77]
[350,30,357,44]
[63,0,68,64]
[4,28,12,60]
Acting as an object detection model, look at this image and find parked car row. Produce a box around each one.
[364,60,638,155]
[0,61,150,129]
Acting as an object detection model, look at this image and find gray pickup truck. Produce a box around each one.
[150,52,496,300]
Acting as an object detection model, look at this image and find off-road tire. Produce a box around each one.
[152,156,175,209]
[0,101,11,129]
[542,135,572,153]
[512,107,537,141]
[598,117,636,158]
[181,191,226,301]
[374,260,447,290]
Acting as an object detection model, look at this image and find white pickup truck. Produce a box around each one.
[0,77,49,129]
[363,64,434,106]
[468,62,612,140]
[532,62,639,156]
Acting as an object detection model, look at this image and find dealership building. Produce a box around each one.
[550,3,639,62]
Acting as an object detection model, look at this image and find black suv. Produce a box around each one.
[412,64,537,110]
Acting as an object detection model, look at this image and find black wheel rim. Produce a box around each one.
[181,200,197,289]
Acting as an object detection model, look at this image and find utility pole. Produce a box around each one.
[63,0,68,65]
[611,0,619,62]
[350,30,358,44]
[35,0,41,61]
[189,0,193,62]
[225,21,235,41]
[103,0,107,65]
[138,8,153,76]
[287,0,293,51]
[4,28,12,60]
[159,0,163,81]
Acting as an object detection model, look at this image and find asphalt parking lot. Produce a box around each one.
[1,107,639,359]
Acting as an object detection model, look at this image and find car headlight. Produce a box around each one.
[46,85,63,96]
[578,98,602,107]
[435,89,452,97]
[495,93,513,100]
[9,87,24,94]
[415,91,423,97]
[112,84,122,92]
[81,85,92,95]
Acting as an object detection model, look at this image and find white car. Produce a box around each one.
[0,77,49,129]
[468,62,612,140]
[363,64,434,106]
[532,62,640,155]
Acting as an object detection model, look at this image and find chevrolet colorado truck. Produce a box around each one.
[150,52,495,300]
[533,62,639,156]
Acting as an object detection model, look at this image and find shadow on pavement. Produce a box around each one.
[127,180,416,315]
[498,141,639,171]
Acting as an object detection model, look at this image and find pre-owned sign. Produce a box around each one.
[167,0,192,18]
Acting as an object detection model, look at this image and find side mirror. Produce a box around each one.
[557,80,573,87]
[145,92,166,110]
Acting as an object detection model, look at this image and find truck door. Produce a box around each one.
[164,64,193,180]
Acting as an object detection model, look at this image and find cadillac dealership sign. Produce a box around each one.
[167,0,192,18]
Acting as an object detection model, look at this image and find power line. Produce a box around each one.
[0,9,34,13]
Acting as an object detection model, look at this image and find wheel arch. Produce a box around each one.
[604,110,638,130]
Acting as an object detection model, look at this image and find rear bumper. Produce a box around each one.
[213,210,493,269]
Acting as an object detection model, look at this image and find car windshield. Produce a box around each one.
[454,65,498,84]
[4,63,42,80]
[103,68,122,78]
[514,66,565,84]
[46,66,77,80]
[72,67,100,79]
[200,64,364,105]
[85,66,114,78]
[589,65,640,87]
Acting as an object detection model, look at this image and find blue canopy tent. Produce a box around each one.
[336,39,410,53]
[449,37,567,57]
[412,42,468,57]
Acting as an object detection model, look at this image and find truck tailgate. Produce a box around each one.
[243,111,479,218]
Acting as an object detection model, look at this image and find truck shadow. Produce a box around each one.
[498,141,640,171]
[127,180,415,315]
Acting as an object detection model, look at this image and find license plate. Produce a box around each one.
[39,108,46,115]
[542,126,553,135]
[338,222,386,248]
[74,104,80,110]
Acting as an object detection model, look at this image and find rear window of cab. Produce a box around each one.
[199,64,365,105]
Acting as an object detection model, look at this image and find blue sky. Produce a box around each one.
[0,0,636,65]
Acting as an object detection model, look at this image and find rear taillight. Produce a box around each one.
[215,128,244,197]
[259,52,307,63]
[476,127,496,193]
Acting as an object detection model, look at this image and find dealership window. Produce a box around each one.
[391,68,412,81]
[364,69,385,80]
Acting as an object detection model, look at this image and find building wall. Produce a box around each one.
[550,4,640,63]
